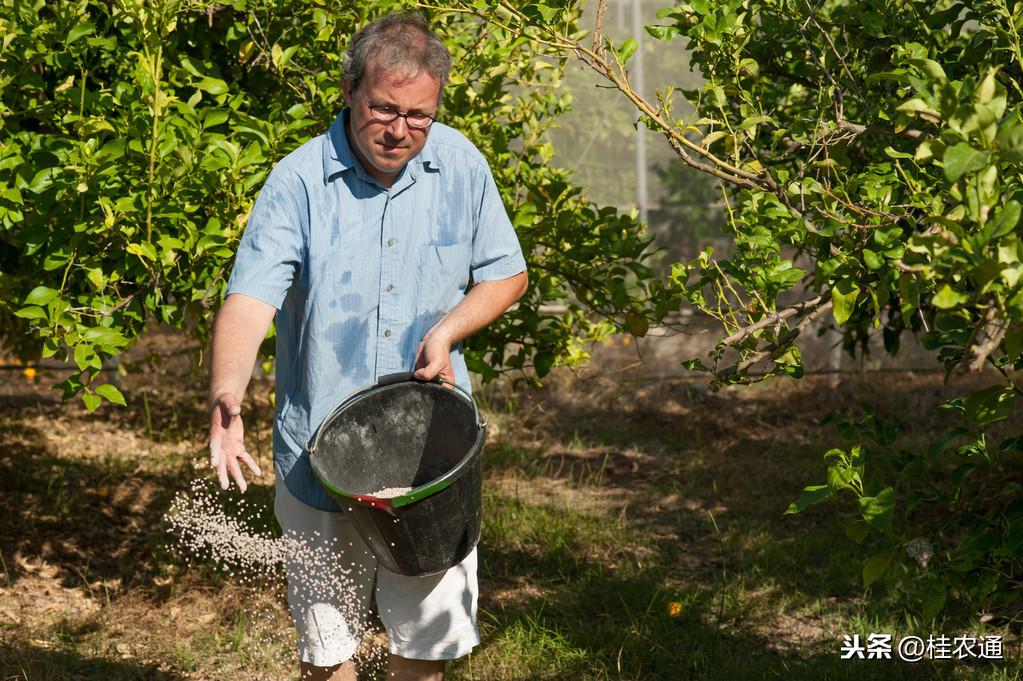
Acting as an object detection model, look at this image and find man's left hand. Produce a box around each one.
[413,333,455,384]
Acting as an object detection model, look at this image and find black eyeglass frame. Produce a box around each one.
[367,104,436,130]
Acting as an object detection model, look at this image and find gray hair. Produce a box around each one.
[342,12,452,99]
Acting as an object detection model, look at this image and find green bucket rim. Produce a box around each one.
[307,373,486,510]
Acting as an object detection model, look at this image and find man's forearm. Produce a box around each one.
[208,293,278,407]
[425,271,528,347]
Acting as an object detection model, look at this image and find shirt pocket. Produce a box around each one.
[417,240,471,321]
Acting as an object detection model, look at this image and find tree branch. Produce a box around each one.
[592,0,607,56]
[716,298,834,380]
[720,295,827,346]
[963,306,1010,374]
[837,119,929,142]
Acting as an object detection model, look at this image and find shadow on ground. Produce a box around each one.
[0,644,184,681]
[472,520,974,681]
[471,371,1022,679]
[0,399,276,595]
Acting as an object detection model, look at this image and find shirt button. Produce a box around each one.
[386,239,394,247]
[385,284,394,292]
[384,329,392,337]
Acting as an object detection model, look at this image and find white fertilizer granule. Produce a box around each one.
[369,486,413,498]
[164,477,386,674]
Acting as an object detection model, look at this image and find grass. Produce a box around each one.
[0,334,1021,679]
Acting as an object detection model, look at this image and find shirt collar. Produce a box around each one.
[322,108,443,186]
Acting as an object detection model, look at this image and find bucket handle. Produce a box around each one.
[307,372,485,454]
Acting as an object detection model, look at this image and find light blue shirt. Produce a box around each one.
[226,109,526,511]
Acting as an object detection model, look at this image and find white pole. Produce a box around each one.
[631,0,648,225]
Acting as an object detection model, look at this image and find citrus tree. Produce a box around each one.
[0,0,671,409]
[447,0,1023,622]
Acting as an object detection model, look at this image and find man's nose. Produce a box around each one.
[384,115,409,138]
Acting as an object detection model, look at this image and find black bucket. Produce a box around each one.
[307,372,486,577]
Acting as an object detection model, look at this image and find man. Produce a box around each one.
[206,12,527,681]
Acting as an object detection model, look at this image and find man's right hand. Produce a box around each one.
[208,393,263,493]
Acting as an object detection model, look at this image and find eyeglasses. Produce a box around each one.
[368,104,435,130]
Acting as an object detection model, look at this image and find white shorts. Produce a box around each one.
[274,480,480,667]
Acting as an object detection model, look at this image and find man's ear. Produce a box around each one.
[342,79,353,104]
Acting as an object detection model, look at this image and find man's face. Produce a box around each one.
[343,64,441,188]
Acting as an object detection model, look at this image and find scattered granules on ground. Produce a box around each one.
[164,476,386,674]
[370,486,413,498]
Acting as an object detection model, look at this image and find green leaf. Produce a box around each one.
[931,284,969,309]
[706,85,727,108]
[831,280,860,326]
[738,58,759,77]
[82,326,128,349]
[784,484,833,514]
[78,117,114,136]
[896,98,940,118]
[127,242,157,262]
[67,22,94,44]
[74,344,97,371]
[912,57,947,82]
[943,143,990,183]
[915,138,945,161]
[827,461,859,492]
[884,146,914,159]
[681,358,710,371]
[863,248,883,270]
[196,77,229,95]
[859,487,896,533]
[645,24,680,41]
[95,139,126,162]
[927,426,970,458]
[963,385,1016,427]
[24,286,59,306]
[996,123,1023,162]
[27,168,56,193]
[863,549,897,587]
[739,115,773,131]
[975,68,997,104]
[534,351,556,377]
[951,463,978,491]
[1,187,23,204]
[616,38,638,64]
[988,201,1021,240]
[771,346,804,377]
[86,267,105,290]
[14,306,47,320]
[95,383,127,407]
[701,130,729,148]
[203,109,230,128]
[82,393,102,413]
[845,520,871,544]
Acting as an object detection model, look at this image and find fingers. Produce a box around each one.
[209,438,221,468]
[413,362,439,380]
[209,433,260,493]
[227,454,247,494]
[238,450,264,478]
[216,457,231,491]
[210,447,259,493]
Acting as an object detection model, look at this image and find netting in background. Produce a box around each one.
[546,0,728,270]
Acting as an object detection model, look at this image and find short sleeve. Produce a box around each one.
[225,170,306,309]
[470,165,527,282]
